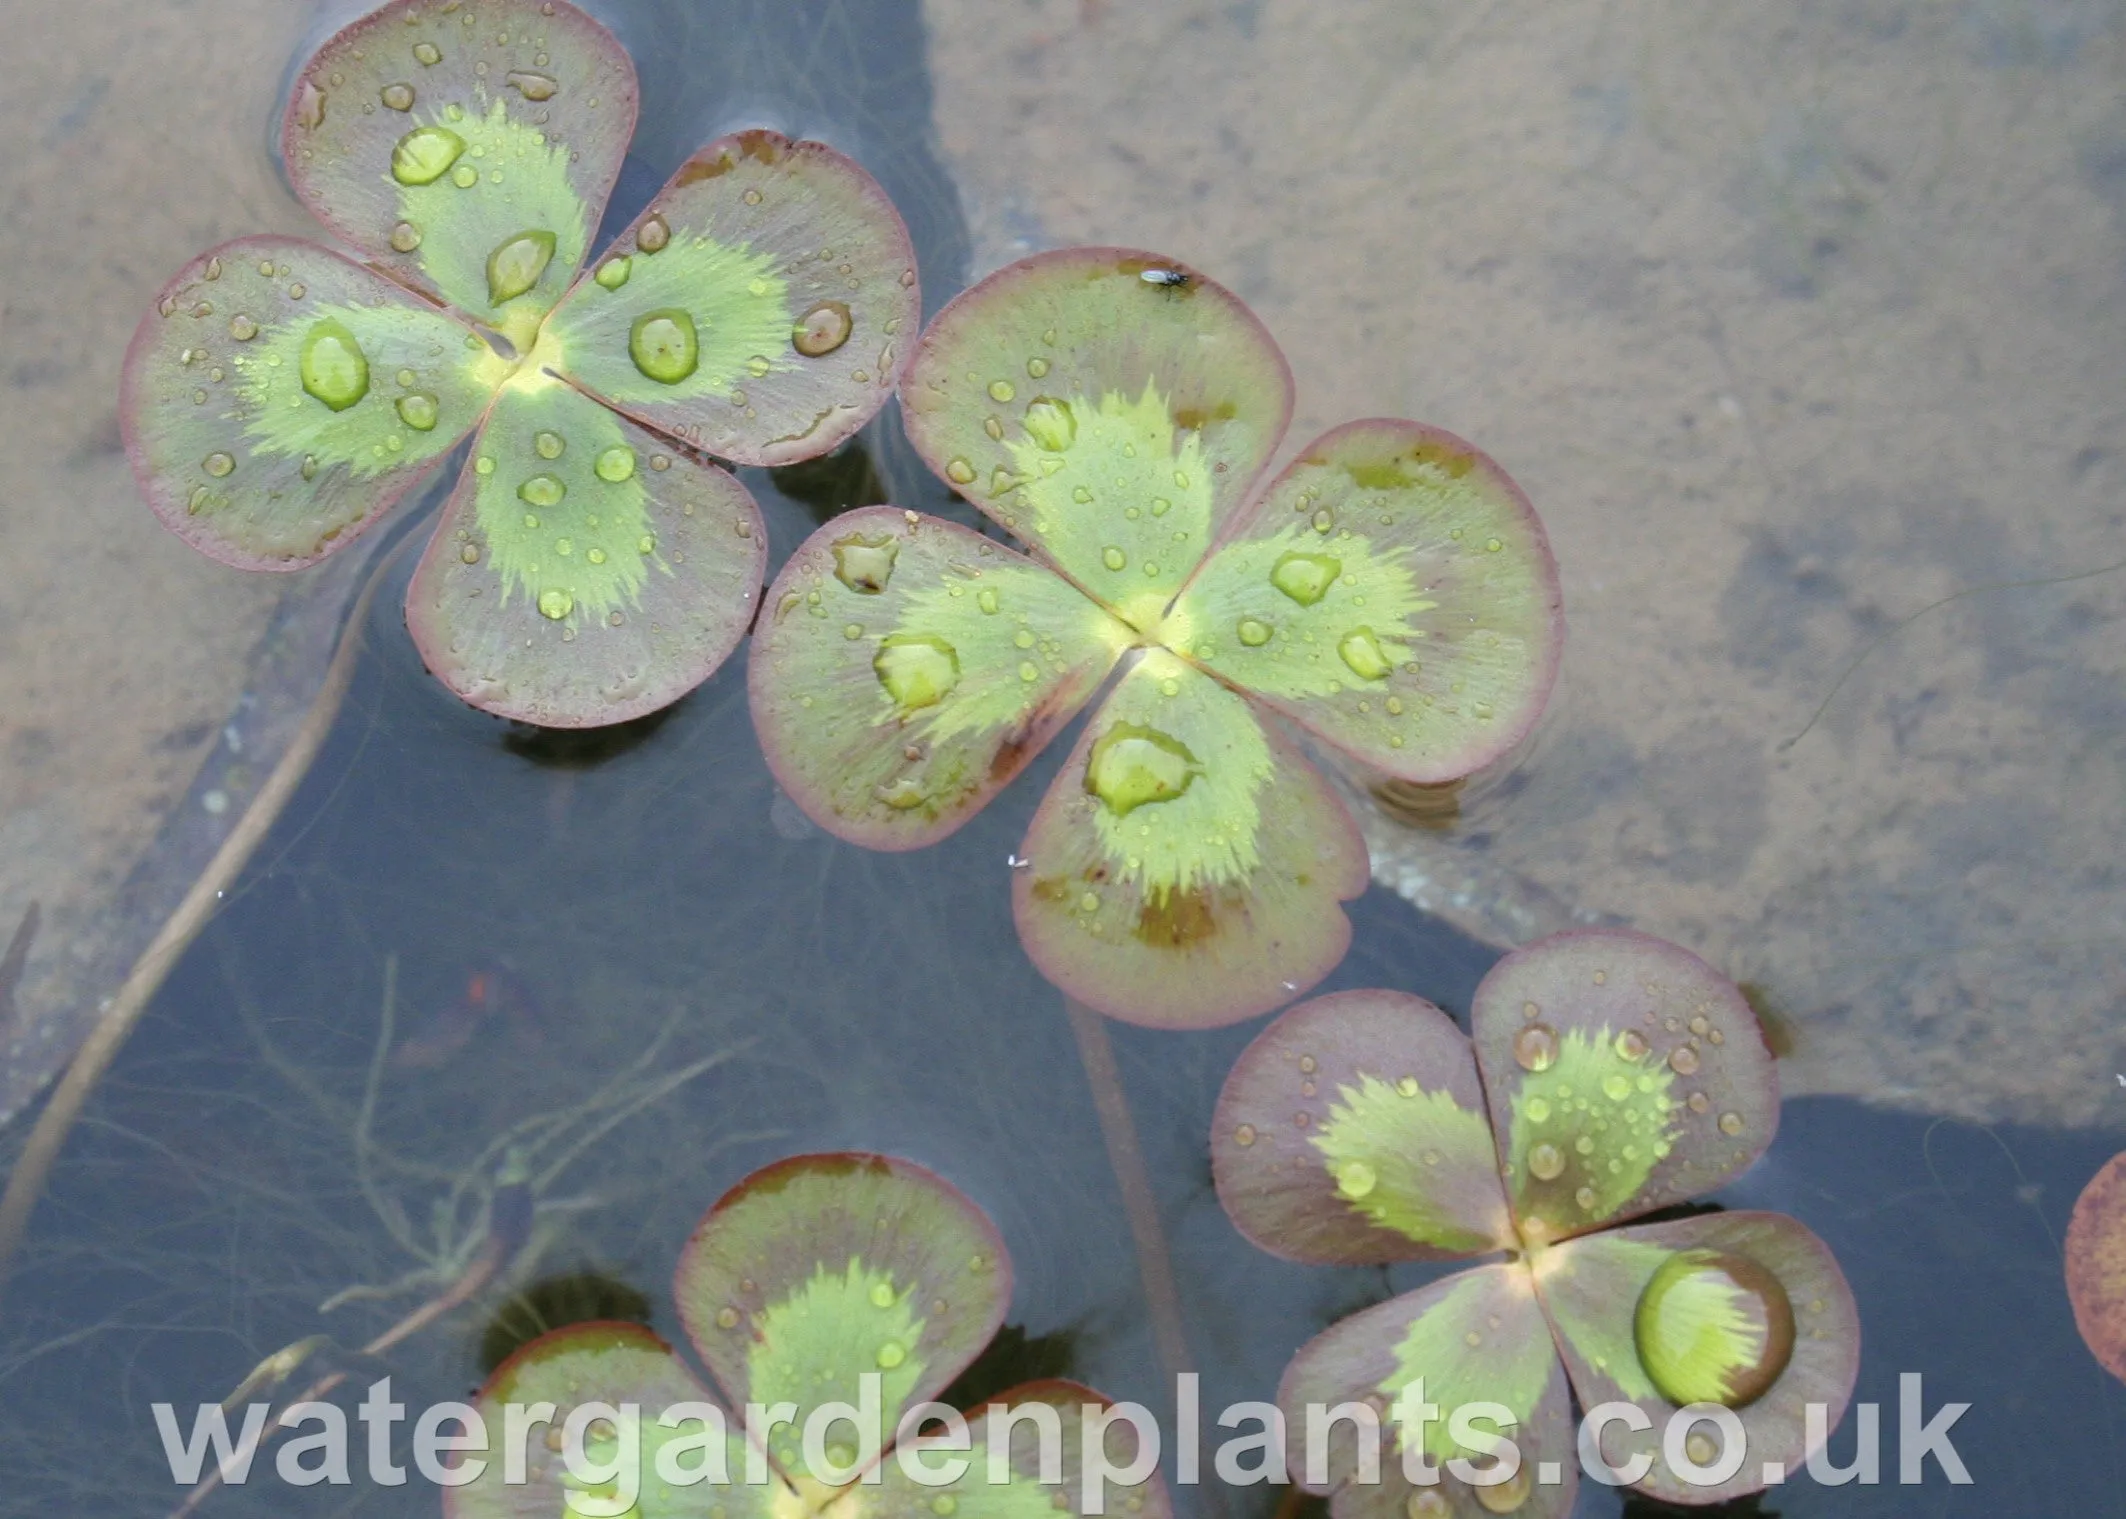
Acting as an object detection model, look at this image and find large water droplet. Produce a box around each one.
[792,300,852,357]
[391,125,466,185]
[228,315,258,342]
[1085,722,1200,817]
[1021,397,1076,452]
[875,1340,907,1369]
[486,229,556,305]
[868,1281,896,1309]
[1513,1022,1558,1072]
[299,319,370,411]
[389,220,423,253]
[944,457,976,485]
[380,82,416,111]
[506,69,559,101]
[1236,617,1273,647]
[396,391,439,431]
[519,473,566,507]
[1528,1141,1566,1181]
[537,588,574,620]
[202,451,235,478]
[873,634,959,711]
[534,430,565,460]
[595,445,636,482]
[1270,551,1341,606]
[1669,1046,1701,1076]
[629,309,699,384]
[1633,1249,1795,1408]
[595,256,631,290]
[832,534,899,593]
[975,587,1000,615]
[1101,546,1126,572]
[1337,627,1392,680]
[636,214,671,254]
[413,40,442,66]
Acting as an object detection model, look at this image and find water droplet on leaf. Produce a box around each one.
[1085,723,1200,816]
[874,634,959,710]
[395,391,439,430]
[1270,551,1341,606]
[202,452,235,478]
[1014,398,1076,456]
[636,214,670,253]
[391,125,466,185]
[1337,628,1391,680]
[380,82,416,111]
[1513,1022,1559,1072]
[537,588,573,620]
[299,319,369,411]
[1634,1249,1795,1408]
[792,300,853,357]
[486,229,556,305]
[630,309,699,383]
[519,473,566,507]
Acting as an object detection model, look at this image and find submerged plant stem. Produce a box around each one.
[1063,993,1222,1510]
[0,534,409,1299]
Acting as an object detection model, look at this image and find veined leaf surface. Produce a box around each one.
[1277,1265,1578,1519]
[1165,420,1562,783]
[672,1154,1011,1487]
[549,131,919,465]
[748,507,1132,849]
[122,236,492,569]
[1537,1212,1860,1506]
[283,0,636,336]
[1013,651,1367,1029]
[899,248,1291,628]
[1469,930,1779,1243]
[1213,991,1512,1264]
[405,380,764,726]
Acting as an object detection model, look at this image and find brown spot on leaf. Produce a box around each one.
[673,129,788,186]
[1133,886,1225,949]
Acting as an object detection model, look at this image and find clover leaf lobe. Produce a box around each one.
[1212,990,1513,1263]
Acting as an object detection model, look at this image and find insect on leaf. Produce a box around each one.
[404,380,765,726]
[672,1154,1012,1488]
[547,130,920,465]
[1277,1264,1579,1519]
[1537,1211,1860,1506]
[748,507,1133,849]
[1213,991,1513,1264]
[1166,419,1563,784]
[1469,929,1778,1243]
[899,248,1292,631]
[282,0,637,338]
[1013,651,1368,1029]
[122,236,494,570]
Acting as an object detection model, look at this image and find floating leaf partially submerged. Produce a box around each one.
[2067,1151,2126,1382]
[445,1154,1171,1519]
[752,248,1564,1025]
[1213,929,1860,1511]
[124,0,918,727]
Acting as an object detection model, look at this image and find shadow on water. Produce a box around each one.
[1,1,2123,1515]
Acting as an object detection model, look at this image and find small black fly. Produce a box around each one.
[1140,267,1192,296]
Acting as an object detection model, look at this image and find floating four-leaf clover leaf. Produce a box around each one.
[1212,929,1861,1513]
[749,250,1563,1027]
[447,1153,1169,1519]
[121,0,917,727]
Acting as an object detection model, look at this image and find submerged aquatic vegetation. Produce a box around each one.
[2066,1150,2126,1382]
[1213,929,1860,1512]
[449,1152,1167,1518]
[750,250,1563,1027]
[121,0,917,727]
